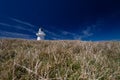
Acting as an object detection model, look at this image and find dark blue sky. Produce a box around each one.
[0,0,120,40]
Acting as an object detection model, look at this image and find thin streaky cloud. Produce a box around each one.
[44,29,63,38]
[0,23,11,27]
[0,30,34,39]
[82,27,93,37]
[47,27,81,40]
[60,24,96,40]
[61,31,77,36]
[10,18,35,28]
[0,22,36,33]
[58,29,82,40]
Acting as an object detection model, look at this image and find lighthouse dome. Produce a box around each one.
[36,28,45,36]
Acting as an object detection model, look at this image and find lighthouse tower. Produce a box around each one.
[36,28,45,40]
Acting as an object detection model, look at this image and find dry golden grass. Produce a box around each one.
[0,39,120,80]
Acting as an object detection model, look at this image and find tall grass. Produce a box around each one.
[0,39,120,80]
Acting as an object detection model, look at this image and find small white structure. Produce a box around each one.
[36,28,45,40]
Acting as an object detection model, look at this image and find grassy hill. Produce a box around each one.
[0,39,120,80]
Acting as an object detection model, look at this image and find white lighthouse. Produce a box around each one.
[36,28,45,40]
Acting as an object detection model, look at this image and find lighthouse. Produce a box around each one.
[36,28,46,40]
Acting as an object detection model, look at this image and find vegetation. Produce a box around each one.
[0,39,120,80]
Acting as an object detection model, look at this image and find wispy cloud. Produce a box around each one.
[0,22,36,34]
[61,31,77,36]
[0,23,11,27]
[77,25,96,40]
[0,18,37,39]
[47,27,82,40]
[10,18,35,28]
[82,27,93,37]
[59,24,97,40]
[0,30,33,39]
[61,30,82,40]
[44,29,66,40]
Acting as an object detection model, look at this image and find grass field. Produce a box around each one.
[0,39,120,80]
